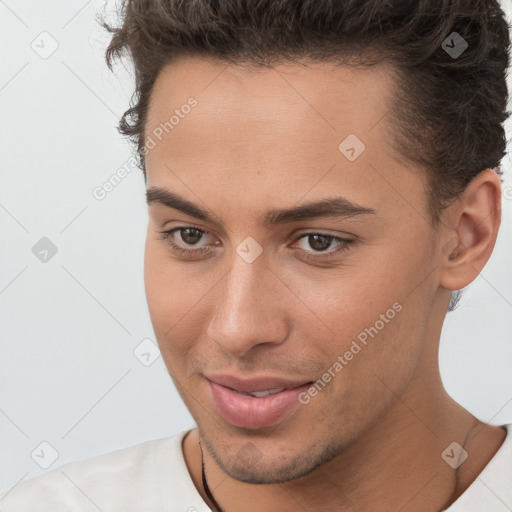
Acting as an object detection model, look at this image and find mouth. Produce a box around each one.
[232,387,287,398]
[205,375,313,429]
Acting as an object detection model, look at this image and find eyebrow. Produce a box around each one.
[146,187,377,226]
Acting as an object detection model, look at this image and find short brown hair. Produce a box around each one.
[103,0,510,223]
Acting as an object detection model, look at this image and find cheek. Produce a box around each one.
[306,296,428,439]
[143,235,217,354]
[331,258,434,401]
[144,237,191,341]
[303,242,433,381]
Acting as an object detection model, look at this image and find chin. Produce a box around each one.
[202,430,344,484]
[218,459,305,484]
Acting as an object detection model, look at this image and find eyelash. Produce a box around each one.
[157,227,355,260]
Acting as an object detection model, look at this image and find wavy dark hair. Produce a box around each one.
[102,0,511,309]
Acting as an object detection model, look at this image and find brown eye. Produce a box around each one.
[178,228,204,245]
[157,227,215,258]
[306,234,334,251]
[293,232,355,260]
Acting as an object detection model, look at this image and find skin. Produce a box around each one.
[143,56,506,511]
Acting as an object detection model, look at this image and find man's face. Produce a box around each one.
[144,57,443,483]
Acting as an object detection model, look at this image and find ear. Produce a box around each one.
[439,169,501,291]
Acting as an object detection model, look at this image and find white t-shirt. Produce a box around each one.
[1,424,510,511]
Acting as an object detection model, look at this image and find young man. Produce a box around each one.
[1,1,511,510]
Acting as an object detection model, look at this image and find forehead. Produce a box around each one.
[144,56,426,224]
[146,56,396,148]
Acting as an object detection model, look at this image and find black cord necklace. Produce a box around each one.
[200,443,225,512]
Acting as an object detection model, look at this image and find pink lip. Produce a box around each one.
[207,376,311,429]
[205,374,310,393]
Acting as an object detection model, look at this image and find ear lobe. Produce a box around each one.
[440,169,501,292]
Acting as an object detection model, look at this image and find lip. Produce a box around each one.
[206,375,312,429]
[205,374,310,393]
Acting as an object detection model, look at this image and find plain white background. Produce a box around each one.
[1,0,511,494]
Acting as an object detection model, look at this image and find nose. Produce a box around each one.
[206,254,290,357]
